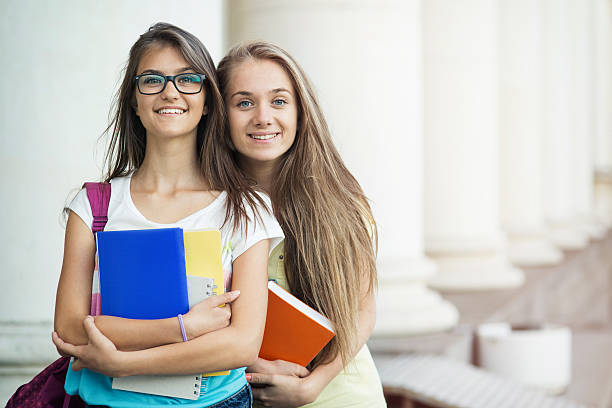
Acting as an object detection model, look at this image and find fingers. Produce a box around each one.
[251,386,266,401]
[51,331,79,358]
[246,372,274,388]
[292,363,310,378]
[209,290,240,307]
[272,359,310,377]
[82,315,102,341]
[246,357,270,373]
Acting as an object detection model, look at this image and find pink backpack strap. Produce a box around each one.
[83,182,111,232]
[83,182,110,317]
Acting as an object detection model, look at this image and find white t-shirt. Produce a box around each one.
[69,174,284,292]
[64,174,284,407]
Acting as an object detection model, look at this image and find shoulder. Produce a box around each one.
[67,187,92,224]
[228,190,284,260]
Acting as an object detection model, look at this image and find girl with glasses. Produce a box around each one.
[217,42,386,407]
[53,23,283,408]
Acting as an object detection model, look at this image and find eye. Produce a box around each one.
[178,74,201,84]
[142,75,163,85]
[272,99,287,106]
[237,100,253,108]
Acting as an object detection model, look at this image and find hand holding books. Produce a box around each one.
[182,290,240,340]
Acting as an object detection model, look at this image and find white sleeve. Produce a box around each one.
[68,188,94,233]
[231,193,284,261]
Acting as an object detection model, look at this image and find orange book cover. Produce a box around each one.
[259,281,335,367]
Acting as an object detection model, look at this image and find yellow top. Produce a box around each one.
[264,243,387,408]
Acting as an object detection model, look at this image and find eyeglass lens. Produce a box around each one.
[137,74,203,94]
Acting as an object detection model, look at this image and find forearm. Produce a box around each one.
[56,239,270,377]
[120,322,262,376]
[94,315,183,351]
[55,311,182,351]
[304,290,377,399]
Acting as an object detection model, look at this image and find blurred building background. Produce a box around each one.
[1,0,611,406]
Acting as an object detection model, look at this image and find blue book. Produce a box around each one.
[96,227,189,319]
[96,227,202,400]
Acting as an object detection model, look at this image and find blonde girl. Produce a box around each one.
[217,41,386,407]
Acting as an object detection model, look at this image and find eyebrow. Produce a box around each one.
[271,88,292,94]
[230,88,293,99]
[139,67,194,75]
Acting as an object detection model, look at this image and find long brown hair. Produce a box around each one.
[218,41,378,367]
[104,22,265,230]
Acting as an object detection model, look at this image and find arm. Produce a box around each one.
[247,287,377,407]
[54,238,270,376]
[54,211,237,352]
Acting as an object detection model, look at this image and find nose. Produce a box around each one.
[254,104,272,126]
[161,79,180,100]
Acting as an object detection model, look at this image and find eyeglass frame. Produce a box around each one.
[134,73,206,95]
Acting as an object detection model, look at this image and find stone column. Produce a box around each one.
[499,0,563,267]
[541,0,591,249]
[423,0,524,290]
[593,0,612,226]
[228,0,459,335]
[569,0,608,240]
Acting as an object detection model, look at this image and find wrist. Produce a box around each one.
[177,314,189,342]
[299,375,321,405]
[112,350,133,378]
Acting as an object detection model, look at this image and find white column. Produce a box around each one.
[499,0,563,267]
[541,0,591,250]
[569,0,608,240]
[229,0,458,335]
[423,0,524,290]
[593,0,612,226]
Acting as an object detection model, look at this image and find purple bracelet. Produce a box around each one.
[177,314,188,342]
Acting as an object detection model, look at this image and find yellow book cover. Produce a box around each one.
[184,230,229,377]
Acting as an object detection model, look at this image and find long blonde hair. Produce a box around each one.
[218,41,378,367]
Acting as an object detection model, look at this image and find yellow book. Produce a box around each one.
[184,230,230,377]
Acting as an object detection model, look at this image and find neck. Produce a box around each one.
[133,132,207,192]
[238,156,279,194]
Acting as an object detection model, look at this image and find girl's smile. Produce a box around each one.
[155,106,187,116]
[248,132,281,142]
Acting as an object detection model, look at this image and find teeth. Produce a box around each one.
[250,133,277,140]
[157,108,185,114]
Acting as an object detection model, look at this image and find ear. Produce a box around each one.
[131,95,139,116]
[202,104,208,116]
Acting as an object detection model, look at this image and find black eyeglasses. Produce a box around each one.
[134,73,205,95]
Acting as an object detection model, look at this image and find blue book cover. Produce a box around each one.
[96,227,189,319]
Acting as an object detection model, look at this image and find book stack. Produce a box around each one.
[96,228,226,400]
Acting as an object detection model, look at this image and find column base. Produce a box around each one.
[594,170,612,225]
[427,254,525,292]
[373,257,459,337]
[507,236,563,267]
[547,223,590,250]
[576,216,609,241]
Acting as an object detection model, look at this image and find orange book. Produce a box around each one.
[259,281,335,367]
